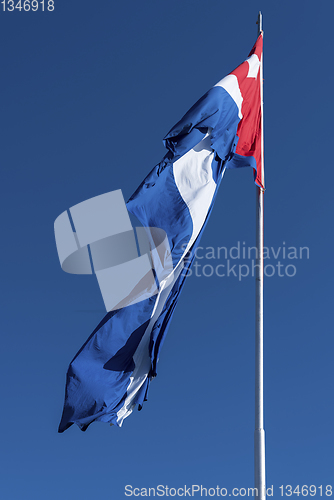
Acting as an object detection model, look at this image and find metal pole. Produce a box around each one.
[255,11,266,500]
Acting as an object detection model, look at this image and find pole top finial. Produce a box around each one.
[257,11,263,34]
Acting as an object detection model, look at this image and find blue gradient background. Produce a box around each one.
[1,1,333,498]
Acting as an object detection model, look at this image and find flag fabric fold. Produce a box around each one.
[58,33,263,433]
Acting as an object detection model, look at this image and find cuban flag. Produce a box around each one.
[58,33,263,433]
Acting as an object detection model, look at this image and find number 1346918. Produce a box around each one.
[279,485,332,496]
[1,0,54,11]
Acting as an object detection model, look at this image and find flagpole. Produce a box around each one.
[255,10,266,500]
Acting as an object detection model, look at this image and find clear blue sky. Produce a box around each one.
[1,1,333,499]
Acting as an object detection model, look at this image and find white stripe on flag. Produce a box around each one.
[173,134,221,256]
[116,265,184,426]
[214,75,243,119]
[117,135,223,426]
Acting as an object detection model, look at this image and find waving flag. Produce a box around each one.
[58,32,263,433]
